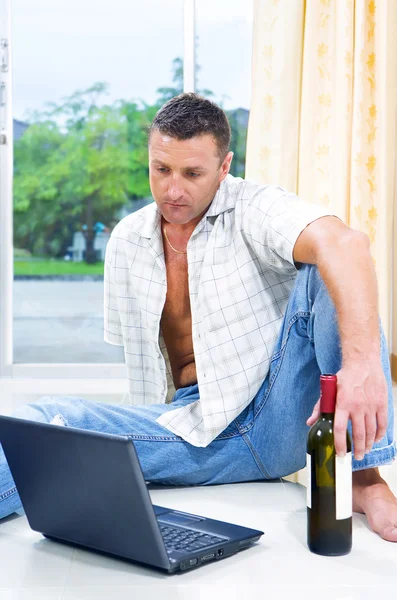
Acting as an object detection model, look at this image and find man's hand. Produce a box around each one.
[306,361,388,459]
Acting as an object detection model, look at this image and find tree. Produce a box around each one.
[156,57,214,105]
[155,58,184,105]
[119,99,157,202]
[14,83,130,261]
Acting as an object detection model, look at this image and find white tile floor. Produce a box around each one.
[0,387,396,599]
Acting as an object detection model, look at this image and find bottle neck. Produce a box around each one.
[319,374,337,414]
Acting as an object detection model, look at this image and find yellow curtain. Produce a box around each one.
[246,0,397,345]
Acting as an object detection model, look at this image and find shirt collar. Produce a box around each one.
[205,174,236,217]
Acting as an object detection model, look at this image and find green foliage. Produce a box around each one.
[14,83,131,257]
[119,100,157,198]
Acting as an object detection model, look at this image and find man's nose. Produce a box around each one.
[168,176,184,201]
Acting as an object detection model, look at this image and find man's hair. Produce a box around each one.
[149,93,231,161]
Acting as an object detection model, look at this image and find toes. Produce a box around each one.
[380,526,397,543]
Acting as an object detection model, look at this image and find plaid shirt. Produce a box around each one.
[104,175,332,447]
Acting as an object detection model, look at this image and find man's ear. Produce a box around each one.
[220,151,234,181]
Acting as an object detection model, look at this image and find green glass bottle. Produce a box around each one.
[307,374,352,556]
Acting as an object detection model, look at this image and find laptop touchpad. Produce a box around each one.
[158,511,205,526]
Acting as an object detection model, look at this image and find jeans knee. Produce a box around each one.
[12,398,51,423]
[12,396,83,425]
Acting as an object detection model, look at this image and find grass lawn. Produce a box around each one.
[14,260,105,276]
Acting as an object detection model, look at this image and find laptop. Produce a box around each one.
[0,415,264,573]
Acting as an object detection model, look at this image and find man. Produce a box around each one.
[1,94,397,542]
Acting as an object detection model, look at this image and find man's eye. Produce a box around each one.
[158,167,168,173]
[187,172,200,178]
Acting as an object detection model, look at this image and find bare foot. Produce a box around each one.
[353,467,397,542]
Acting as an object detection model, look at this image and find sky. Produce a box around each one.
[10,0,254,121]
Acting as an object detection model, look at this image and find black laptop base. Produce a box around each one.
[42,530,261,574]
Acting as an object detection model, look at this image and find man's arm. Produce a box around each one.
[293,216,388,460]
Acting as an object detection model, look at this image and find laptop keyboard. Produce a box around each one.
[159,523,226,554]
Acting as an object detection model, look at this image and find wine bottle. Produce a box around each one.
[307,374,352,556]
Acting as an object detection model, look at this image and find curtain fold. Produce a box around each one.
[246,0,397,344]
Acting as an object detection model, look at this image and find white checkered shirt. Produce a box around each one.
[104,175,332,447]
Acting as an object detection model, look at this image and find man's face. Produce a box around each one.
[149,130,233,226]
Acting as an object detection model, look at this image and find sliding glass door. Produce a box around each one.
[10,0,183,369]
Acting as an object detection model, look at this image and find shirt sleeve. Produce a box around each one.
[242,184,336,271]
[104,235,124,346]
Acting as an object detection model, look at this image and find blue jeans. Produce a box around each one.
[1,265,395,519]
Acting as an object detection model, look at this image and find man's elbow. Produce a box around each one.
[315,227,370,265]
[341,229,370,254]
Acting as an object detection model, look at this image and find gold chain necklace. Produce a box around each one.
[163,225,187,255]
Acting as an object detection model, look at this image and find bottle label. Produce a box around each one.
[306,453,311,508]
[335,452,352,520]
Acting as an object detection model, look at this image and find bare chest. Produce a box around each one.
[162,252,190,320]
